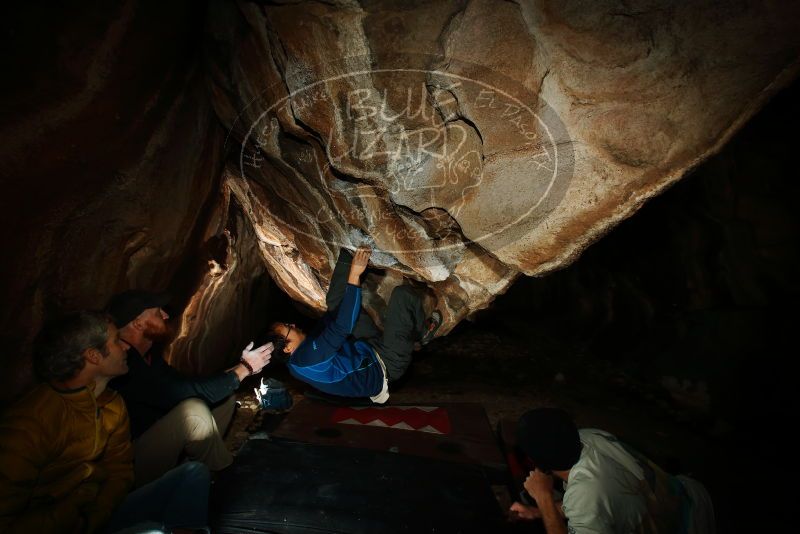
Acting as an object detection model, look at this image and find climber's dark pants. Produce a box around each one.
[326,248,426,381]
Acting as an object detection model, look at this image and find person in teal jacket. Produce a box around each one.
[270,246,441,403]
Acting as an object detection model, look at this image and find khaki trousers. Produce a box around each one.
[133,396,236,487]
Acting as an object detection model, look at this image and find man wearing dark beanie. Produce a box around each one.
[510,408,715,534]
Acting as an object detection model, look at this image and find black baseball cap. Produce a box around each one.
[106,290,171,328]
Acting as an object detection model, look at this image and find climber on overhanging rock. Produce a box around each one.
[105,290,273,487]
[268,246,442,404]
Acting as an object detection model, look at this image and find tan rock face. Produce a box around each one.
[206,0,800,332]
[165,201,273,376]
[2,1,799,400]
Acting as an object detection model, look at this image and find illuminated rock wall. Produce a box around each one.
[205,0,800,332]
[1,0,799,399]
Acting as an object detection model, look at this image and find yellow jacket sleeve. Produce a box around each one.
[84,397,135,533]
[0,403,91,533]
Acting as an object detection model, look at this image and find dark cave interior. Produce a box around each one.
[1,1,799,532]
[257,76,800,532]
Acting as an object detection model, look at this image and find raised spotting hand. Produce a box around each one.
[240,341,274,375]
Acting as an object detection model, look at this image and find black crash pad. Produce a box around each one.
[210,437,507,533]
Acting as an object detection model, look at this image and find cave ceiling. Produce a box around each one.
[1,0,799,397]
[206,0,800,332]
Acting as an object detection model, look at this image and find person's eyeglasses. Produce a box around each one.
[283,323,293,343]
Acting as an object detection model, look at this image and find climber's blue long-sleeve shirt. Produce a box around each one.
[287,283,383,397]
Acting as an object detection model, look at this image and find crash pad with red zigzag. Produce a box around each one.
[331,406,452,434]
[270,400,505,471]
